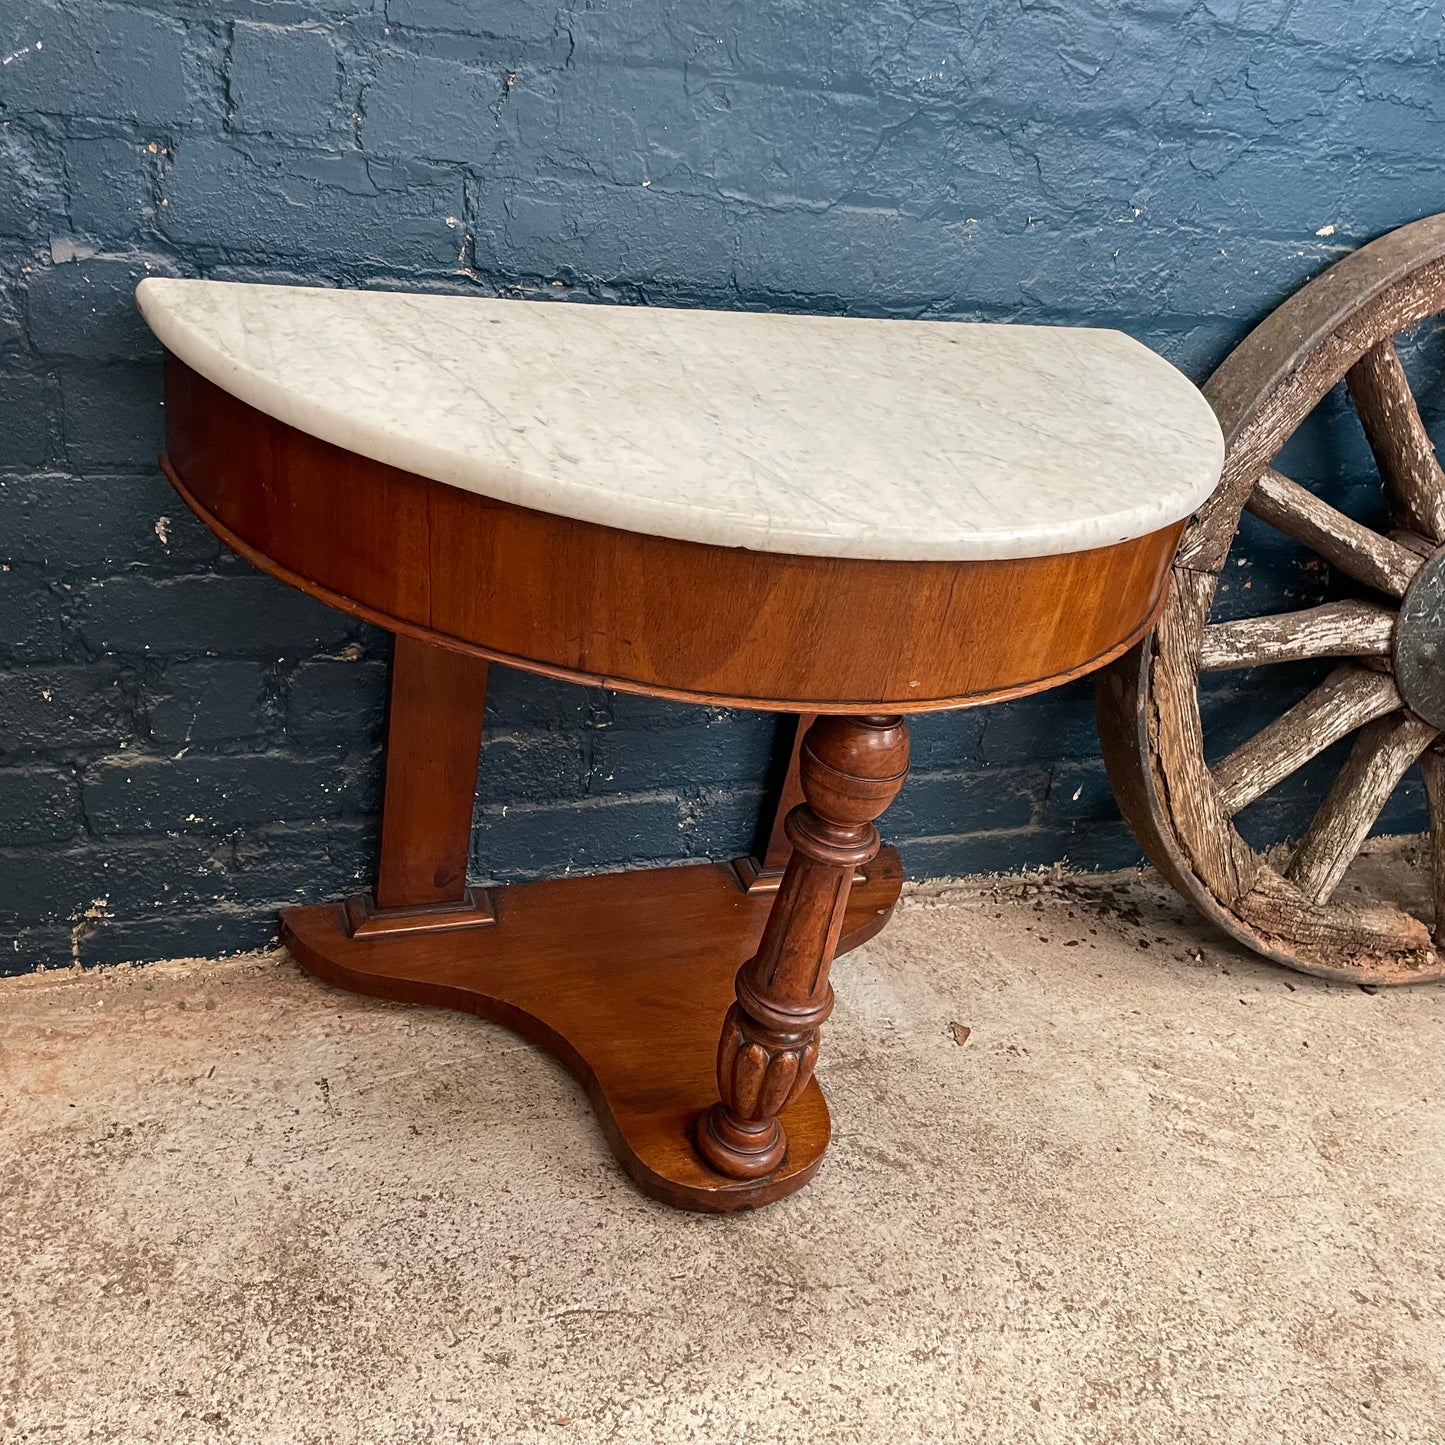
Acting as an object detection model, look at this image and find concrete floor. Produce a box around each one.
[2,871,1443,1444]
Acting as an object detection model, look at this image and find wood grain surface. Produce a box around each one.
[163,358,1183,714]
[283,849,903,1212]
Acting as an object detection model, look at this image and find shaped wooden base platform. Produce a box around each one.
[281,848,902,1213]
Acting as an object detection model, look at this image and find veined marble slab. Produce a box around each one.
[137,279,1223,562]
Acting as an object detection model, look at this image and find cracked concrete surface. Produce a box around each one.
[2,873,1443,1444]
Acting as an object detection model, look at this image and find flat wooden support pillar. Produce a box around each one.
[348,634,494,935]
[282,849,901,1212]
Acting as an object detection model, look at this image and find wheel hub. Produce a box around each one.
[1394,546,1445,729]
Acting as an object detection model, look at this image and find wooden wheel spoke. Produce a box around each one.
[1246,468,1421,597]
[1347,339,1445,542]
[1211,665,1401,815]
[1284,712,1438,904]
[1199,599,1396,672]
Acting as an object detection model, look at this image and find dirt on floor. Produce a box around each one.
[2,868,1443,1445]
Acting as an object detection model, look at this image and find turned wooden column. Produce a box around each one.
[697,714,910,1179]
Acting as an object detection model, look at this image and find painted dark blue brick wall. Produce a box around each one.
[1,1,1442,970]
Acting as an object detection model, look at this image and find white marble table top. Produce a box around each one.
[137,279,1223,562]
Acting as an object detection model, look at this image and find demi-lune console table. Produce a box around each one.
[137,279,1223,1212]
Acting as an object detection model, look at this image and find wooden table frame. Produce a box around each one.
[160,357,1183,1212]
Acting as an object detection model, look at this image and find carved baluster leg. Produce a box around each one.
[697,714,909,1179]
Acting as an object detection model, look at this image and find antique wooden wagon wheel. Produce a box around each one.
[1098,212,1445,984]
